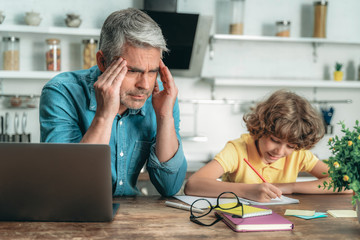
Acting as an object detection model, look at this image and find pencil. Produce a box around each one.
[165,201,204,213]
[243,158,267,183]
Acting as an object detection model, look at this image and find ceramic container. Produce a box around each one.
[65,14,82,28]
[0,11,5,24]
[25,11,42,26]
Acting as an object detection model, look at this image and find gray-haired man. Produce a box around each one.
[40,8,187,197]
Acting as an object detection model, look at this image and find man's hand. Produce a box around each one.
[93,57,127,120]
[152,60,178,119]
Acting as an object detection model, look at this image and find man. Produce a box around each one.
[39,8,187,197]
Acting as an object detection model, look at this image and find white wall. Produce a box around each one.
[1,0,360,167]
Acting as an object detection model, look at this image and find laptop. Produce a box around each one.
[0,142,117,222]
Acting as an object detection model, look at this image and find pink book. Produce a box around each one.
[216,210,294,232]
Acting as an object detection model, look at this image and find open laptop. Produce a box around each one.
[0,142,118,222]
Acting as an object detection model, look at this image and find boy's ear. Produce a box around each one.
[96,50,106,72]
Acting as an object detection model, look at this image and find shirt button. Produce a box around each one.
[120,121,123,126]
[119,180,123,185]
[120,151,124,157]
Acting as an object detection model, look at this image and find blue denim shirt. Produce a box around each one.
[39,66,187,197]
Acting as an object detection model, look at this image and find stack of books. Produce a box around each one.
[214,204,293,232]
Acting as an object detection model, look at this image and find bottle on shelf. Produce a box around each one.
[313,0,328,38]
[82,38,98,69]
[2,36,20,70]
[45,38,61,71]
[276,20,291,37]
[229,0,245,35]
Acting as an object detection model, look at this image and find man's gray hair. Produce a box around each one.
[99,8,168,66]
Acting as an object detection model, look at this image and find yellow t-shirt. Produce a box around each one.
[214,134,319,183]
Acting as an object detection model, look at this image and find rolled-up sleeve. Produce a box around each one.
[146,99,187,197]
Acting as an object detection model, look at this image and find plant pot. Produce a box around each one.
[334,71,343,81]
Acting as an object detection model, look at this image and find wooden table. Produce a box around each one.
[0,194,358,239]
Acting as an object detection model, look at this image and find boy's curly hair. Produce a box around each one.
[243,90,324,150]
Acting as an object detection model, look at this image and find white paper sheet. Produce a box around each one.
[174,195,299,208]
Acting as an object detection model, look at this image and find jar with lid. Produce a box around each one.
[3,36,20,70]
[313,0,328,38]
[45,38,61,71]
[276,20,291,37]
[229,0,245,35]
[82,38,98,69]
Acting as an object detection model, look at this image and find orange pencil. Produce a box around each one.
[243,158,267,183]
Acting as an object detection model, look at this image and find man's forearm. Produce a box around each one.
[80,116,113,144]
[155,116,178,162]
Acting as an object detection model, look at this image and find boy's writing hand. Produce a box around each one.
[93,57,127,120]
[248,183,283,202]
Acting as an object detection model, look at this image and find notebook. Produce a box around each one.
[214,203,272,218]
[0,142,117,222]
[216,210,294,232]
[174,194,299,207]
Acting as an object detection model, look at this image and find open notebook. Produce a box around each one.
[174,195,299,207]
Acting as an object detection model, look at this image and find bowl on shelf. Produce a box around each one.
[1,95,38,109]
[65,14,82,28]
[24,11,42,26]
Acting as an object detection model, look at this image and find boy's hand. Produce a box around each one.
[248,183,283,202]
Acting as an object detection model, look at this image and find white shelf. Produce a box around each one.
[0,25,100,37]
[205,78,360,88]
[211,34,360,45]
[0,70,60,80]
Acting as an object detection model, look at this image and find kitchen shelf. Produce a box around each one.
[204,78,360,89]
[0,25,100,37]
[0,25,99,81]
[209,34,360,61]
[0,70,60,80]
[210,34,360,45]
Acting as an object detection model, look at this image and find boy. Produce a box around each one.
[184,90,339,202]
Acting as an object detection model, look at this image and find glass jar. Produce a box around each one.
[3,36,20,70]
[229,0,245,35]
[82,38,98,69]
[313,0,328,38]
[45,38,61,71]
[276,20,291,37]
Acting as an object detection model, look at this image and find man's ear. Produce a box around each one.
[96,50,106,72]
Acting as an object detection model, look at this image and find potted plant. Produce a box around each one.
[334,62,343,81]
[322,121,360,222]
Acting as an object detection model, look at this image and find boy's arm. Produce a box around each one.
[184,160,282,202]
[274,160,352,194]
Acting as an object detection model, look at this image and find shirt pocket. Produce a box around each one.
[129,140,152,174]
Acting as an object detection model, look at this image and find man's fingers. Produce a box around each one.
[159,60,176,93]
[152,78,160,94]
[97,57,125,87]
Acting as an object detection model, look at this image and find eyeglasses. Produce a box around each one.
[190,191,243,226]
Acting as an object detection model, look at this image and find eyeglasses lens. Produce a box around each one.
[191,199,211,218]
[218,192,239,209]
